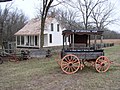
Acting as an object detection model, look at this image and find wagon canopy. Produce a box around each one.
[62,30,104,36]
[62,30,104,50]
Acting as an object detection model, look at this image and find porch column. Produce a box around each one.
[101,35,103,48]
[94,35,97,50]
[39,34,40,48]
[72,34,74,50]
[63,35,65,50]
[69,35,71,47]
[24,36,27,46]
[88,35,90,47]
[20,36,21,45]
[28,36,30,46]
[34,35,35,46]
[16,36,17,47]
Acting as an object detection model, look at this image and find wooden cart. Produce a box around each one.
[56,30,111,74]
[0,49,30,64]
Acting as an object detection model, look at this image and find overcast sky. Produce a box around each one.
[0,0,38,19]
[0,0,120,33]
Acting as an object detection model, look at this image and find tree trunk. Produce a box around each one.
[40,18,45,48]
[0,23,4,49]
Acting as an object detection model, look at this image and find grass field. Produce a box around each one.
[0,45,120,90]
[91,39,120,45]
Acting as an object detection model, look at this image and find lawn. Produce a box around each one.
[0,45,120,90]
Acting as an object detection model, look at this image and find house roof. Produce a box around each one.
[14,17,56,35]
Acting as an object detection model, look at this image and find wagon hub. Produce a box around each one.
[68,62,73,66]
[101,63,105,66]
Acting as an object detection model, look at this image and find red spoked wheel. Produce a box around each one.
[95,56,110,73]
[61,54,80,74]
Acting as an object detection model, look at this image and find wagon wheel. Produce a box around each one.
[95,56,110,73]
[9,54,19,62]
[55,52,61,66]
[61,54,80,74]
[0,57,3,64]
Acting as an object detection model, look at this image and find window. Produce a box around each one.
[57,24,59,32]
[49,34,52,43]
[17,36,20,45]
[35,36,38,46]
[21,36,24,45]
[26,36,29,45]
[30,36,34,46]
[51,23,53,31]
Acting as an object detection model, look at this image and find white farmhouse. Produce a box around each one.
[14,17,65,48]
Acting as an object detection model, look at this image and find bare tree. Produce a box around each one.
[39,0,67,47]
[0,4,11,47]
[91,2,116,31]
[5,8,27,41]
[55,9,84,29]
[40,0,54,48]
[66,0,106,30]
[0,4,27,48]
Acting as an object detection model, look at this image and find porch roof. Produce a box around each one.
[62,30,104,36]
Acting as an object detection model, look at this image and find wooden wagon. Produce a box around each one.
[0,49,30,64]
[56,30,111,74]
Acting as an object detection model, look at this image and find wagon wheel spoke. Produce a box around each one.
[61,54,80,74]
[73,63,80,67]
[62,63,68,66]
[63,66,78,73]
[71,66,76,72]
[72,57,78,63]
[97,65,105,71]
[63,65,68,70]
[72,66,78,71]
[98,65,107,72]
[69,55,78,62]
[70,67,73,72]
[95,56,110,73]
[64,56,69,61]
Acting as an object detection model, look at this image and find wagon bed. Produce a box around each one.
[61,49,104,60]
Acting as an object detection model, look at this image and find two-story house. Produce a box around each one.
[14,17,65,48]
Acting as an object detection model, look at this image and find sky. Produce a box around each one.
[0,0,120,33]
[0,0,39,19]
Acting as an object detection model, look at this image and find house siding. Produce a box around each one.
[46,18,63,47]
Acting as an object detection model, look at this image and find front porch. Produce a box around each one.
[16,34,48,48]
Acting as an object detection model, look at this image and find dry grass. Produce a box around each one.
[91,39,120,45]
[102,39,120,45]
[0,45,120,90]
